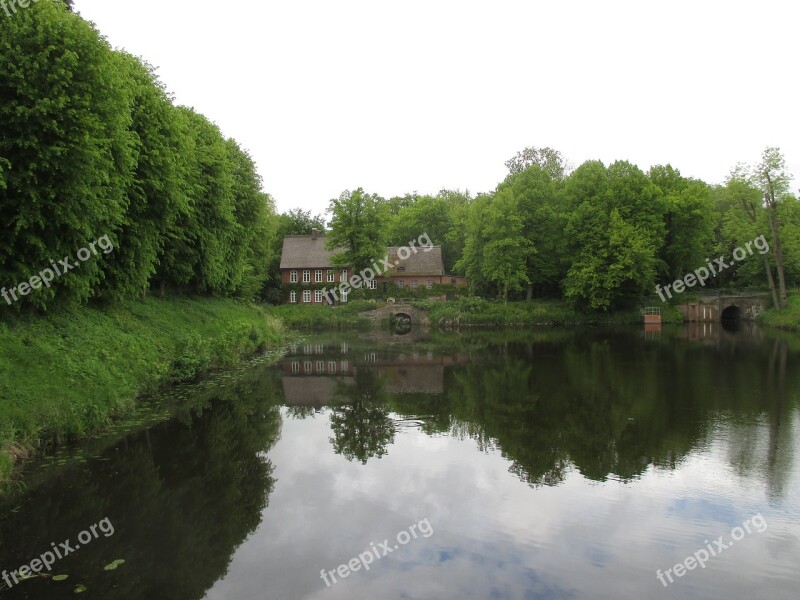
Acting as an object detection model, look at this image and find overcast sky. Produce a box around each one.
[72,0,799,217]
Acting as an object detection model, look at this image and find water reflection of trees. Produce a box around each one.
[0,375,282,600]
[377,331,798,491]
[329,370,396,464]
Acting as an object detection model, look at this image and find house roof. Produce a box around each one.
[383,246,445,276]
[279,235,345,269]
[279,235,446,276]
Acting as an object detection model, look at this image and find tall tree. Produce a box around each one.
[326,188,386,274]
[505,146,569,181]
[752,147,791,307]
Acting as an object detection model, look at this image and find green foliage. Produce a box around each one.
[0,4,277,312]
[761,291,800,331]
[326,188,386,274]
[0,297,284,483]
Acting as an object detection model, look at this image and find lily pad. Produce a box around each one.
[103,559,126,571]
[53,574,69,582]
[74,584,87,593]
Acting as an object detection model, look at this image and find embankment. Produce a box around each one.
[0,297,285,485]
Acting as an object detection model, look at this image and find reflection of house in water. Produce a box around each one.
[281,342,467,407]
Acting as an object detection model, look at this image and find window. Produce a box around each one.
[341,288,349,303]
[304,361,312,374]
[302,270,310,283]
[290,270,298,283]
[398,266,406,272]
[340,269,348,282]
[426,280,433,289]
[328,361,336,374]
[289,290,297,303]
[317,361,325,373]
[291,361,300,374]
[327,270,335,282]
[412,280,418,289]
[316,344,323,354]
[341,360,349,373]
[315,290,323,303]
[315,269,322,283]
[303,290,311,303]
[397,281,404,289]
[369,278,377,290]
[341,342,348,354]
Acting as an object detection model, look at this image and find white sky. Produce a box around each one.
[72,0,800,216]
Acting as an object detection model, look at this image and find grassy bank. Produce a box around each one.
[761,292,800,332]
[266,301,374,330]
[414,297,685,326]
[0,297,284,484]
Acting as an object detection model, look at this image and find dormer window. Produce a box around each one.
[397,266,406,272]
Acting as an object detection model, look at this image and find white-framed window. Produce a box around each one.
[304,345,312,355]
[291,361,300,374]
[397,281,404,289]
[369,278,377,290]
[316,344,323,354]
[303,290,311,303]
[341,288,348,303]
[341,360,349,373]
[315,290,323,303]
[327,270,335,282]
[426,280,433,289]
[303,270,310,283]
[289,290,297,303]
[412,280,418,289]
[290,270,298,283]
[328,361,336,374]
[341,342,348,354]
[315,269,322,283]
[304,361,312,373]
[317,361,325,373]
[340,269,348,282]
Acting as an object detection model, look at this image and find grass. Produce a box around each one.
[760,291,800,332]
[415,297,685,327]
[266,300,375,330]
[0,296,285,485]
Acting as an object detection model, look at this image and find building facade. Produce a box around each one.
[278,229,467,305]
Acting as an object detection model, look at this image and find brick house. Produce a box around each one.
[278,229,467,305]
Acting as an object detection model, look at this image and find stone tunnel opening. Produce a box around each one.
[721,305,741,332]
[390,312,412,335]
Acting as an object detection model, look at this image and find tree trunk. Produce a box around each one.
[766,206,788,308]
[764,175,788,308]
[762,254,779,309]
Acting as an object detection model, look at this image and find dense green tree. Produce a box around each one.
[505,146,569,181]
[562,161,662,310]
[326,188,386,274]
[498,165,567,297]
[0,1,135,310]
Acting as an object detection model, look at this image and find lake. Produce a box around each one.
[1,324,798,599]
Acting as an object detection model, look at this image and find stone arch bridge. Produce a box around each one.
[678,293,771,322]
[363,303,430,327]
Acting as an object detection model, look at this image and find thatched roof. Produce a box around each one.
[279,234,447,276]
[279,235,346,269]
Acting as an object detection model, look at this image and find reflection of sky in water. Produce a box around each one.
[203,408,800,600]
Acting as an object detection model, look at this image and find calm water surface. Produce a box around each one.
[1,324,798,599]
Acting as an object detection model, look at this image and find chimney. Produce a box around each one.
[311,228,318,240]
